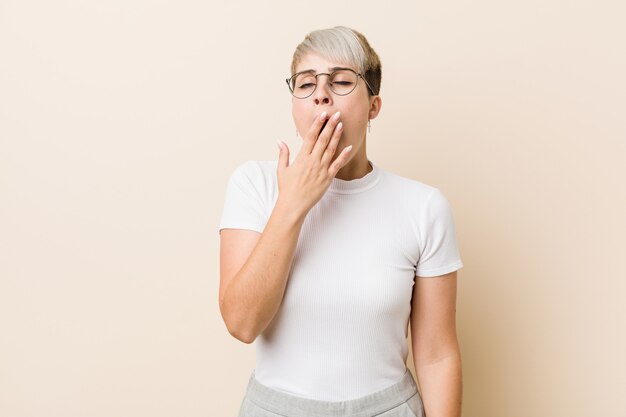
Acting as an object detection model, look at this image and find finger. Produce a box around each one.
[320,121,343,167]
[329,145,353,176]
[277,140,290,174]
[300,111,328,155]
[312,111,341,158]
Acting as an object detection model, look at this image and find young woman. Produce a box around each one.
[219,26,464,417]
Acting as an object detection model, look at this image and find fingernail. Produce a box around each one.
[276,140,283,150]
[320,111,327,120]
[337,122,343,130]
[346,145,353,152]
[333,111,341,121]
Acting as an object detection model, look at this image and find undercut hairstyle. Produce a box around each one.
[290,26,382,96]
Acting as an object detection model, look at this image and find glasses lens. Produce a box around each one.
[329,70,358,95]
[290,73,317,98]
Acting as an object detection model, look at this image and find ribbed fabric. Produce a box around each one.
[219,159,463,401]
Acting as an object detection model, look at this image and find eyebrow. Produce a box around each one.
[296,66,354,75]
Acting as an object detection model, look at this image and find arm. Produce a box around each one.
[219,110,351,344]
[410,270,462,417]
[219,199,306,344]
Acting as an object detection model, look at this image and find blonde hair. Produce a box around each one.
[290,26,382,96]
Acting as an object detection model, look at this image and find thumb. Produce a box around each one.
[277,140,290,170]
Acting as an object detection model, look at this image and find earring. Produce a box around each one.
[368,119,371,133]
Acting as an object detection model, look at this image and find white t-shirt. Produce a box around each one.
[218,159,463,401]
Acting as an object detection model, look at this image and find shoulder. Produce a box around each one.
[232,159,277,178]
[227,160,277,186]
[379,168,441,205]
[379,169,457,232]
[226,160,280,207]
[231,159,265,176]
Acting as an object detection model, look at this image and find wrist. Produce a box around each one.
[273,197,308,227]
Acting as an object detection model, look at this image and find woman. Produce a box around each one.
[219,26,463,417]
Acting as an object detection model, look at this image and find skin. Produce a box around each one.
[221,50,462,417]
[411,270,463,417]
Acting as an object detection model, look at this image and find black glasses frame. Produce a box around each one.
[286,68,375,99]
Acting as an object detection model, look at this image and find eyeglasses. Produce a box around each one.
[286,68,375,99]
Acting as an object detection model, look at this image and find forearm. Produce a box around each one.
[415,353,463,417]
[221,199,306,343]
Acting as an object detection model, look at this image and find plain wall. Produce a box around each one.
[1,1,624,416]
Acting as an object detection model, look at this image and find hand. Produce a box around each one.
[276,110,353,216]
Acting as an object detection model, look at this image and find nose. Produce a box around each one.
[313,74,332,105]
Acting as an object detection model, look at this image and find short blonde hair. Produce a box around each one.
[290,26,382,96]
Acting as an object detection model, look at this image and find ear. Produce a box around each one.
[368,95,382,120]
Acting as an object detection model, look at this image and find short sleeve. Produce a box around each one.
[218,161,268,235]
[415,188,464,277]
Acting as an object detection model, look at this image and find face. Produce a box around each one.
[291,53,380,164]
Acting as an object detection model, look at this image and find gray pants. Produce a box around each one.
[237,367,425,417]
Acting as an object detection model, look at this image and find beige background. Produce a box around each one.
[1,0,624,416]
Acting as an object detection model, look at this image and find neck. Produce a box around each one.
[335,144,371,181]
